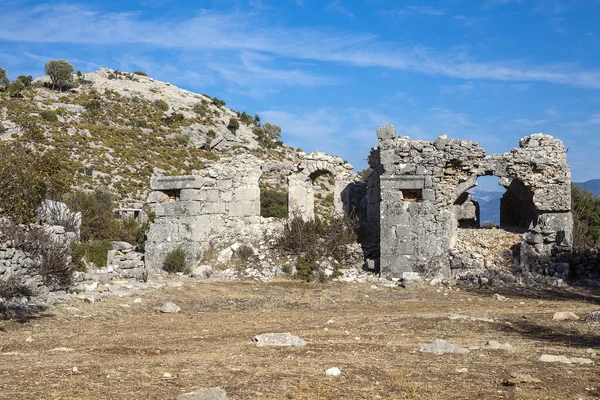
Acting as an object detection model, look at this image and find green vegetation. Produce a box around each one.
[163,247,189,274]
[40,109,58,122]
[212,97,226,107]
[153,99,169,111]
[227,117,240,133]
[0,141,74,223]
[0,67,9,88]
[253,122,283,149]
[260,185,288,218]
[276,216,357,282]
[45,60,74,91]
[572,185,600,251]
[133,71,148,76]
[71,240,113,270]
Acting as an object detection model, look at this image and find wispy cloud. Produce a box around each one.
[589,113,600,124]
[1,4,600,89]
[394,5,446,16]
[325,1,355,19]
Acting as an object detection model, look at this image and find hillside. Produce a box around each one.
[0,68,296,207]
[574,179,600,197]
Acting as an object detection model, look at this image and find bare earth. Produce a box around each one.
[1,280,599,400]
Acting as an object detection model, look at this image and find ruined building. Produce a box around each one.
[144,126,573,281]
[368,125,572,278]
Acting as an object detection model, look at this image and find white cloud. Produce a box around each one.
[589,113,600,124]
[1,5,600,89]
[395,5,446,16]
[325,1,355,19]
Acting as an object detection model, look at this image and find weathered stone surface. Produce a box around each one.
[252,332,306,347]
[419,339,470,355]
[370,125,572,279]
[159,301,180,313]
[553,311,580,321]
[586,310,600,323]
[486,340,514,352]
[176,387,227,400]
[150,175,204,190]
[538,354,593,364]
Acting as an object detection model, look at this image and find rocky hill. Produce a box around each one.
[0,68,299,208]
[574,179,600,197]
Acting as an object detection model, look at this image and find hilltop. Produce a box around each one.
[574,179,600,197]
[0,68,299,207]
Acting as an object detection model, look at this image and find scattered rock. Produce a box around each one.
[538,354,594,364]
[552,311,580,321]
[191,265,213,279]
[48,347,74,353]
[176,387,227,400]
[162,372,172,379]
[325,367,341,377]
[486,340,514,352]
[159,301,181,313]
[448,314,495,323]
[585,310,600,323]
[419,339,470,355]
[252,333,306,347]
[455,367,468,373]
[502,373,541,386]
[492,293,507,301]
[586,348,597,358]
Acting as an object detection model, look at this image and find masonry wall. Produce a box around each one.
[372,125,572,278]
[144,157,267,271]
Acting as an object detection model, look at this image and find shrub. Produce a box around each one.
[178,133,190,147]
[572,185,600,251]
[0,277,32,299]
[235,245,254,262]
[0,142,73,224]
[154,99,169,112]
[0,67,9,88]
[296,253,319,282]
[16,75,33,87]
[239,111,254,126]
[133,71,148,76]
[260,186,288,218]
[227,117,240,133]
[192,103,210,115]
[163,247,188,274]
[40,109,58,122]
[64,188,120,242]
[164,112,185,125]
[8,79,24,97]
[276,215,357,281]
[212,97,226,107]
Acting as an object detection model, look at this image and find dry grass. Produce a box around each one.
[1,281,599,399]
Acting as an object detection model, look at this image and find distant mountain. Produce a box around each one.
[469,189,503,226]
[574,179,600,197]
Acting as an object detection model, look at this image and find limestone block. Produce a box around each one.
[376,125,396,143]
[180,189,206,201]
[205,190,221,202]
[150,175,204,190]
[216,179,233,189]
[154,201,203,217]
[229,202,258,217]
[146,191,170,203]
[204,202,226,215]
[234,187,260,202]
[146,223,179,242]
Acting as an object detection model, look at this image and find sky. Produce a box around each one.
[1,0,599,191]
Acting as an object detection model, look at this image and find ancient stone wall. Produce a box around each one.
[371,125,572,279]
[288,152,356,220]
[144,157,275,271]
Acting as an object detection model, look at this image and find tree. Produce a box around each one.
[263,122,282,142]
[16,75,33,87]
[8,79,24,97]
[572,185,600,251]
[0,141,74,224]
[0,67,9,88]
[45,60,74,91]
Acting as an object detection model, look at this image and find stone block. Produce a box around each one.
[150,175,204,190]
[229,202,258,217]
[146,191,170,203]
[154,201,203,217]
[180,189,206,201]
[204,202,226,215]
[234,187,260,202]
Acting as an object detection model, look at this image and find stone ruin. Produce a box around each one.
[144,153,357,270]
[368,125,572,279]
[142,126,574,283]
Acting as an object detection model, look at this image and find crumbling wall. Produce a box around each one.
[372,125,572,278]
[288,152,355,220]
[145,157,270,271]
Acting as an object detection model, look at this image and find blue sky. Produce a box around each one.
[1,0,599,190]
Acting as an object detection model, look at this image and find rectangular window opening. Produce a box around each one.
[401,189,423,202]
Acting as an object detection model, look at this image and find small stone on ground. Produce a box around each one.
[176,387,227,400]
[252,333,306,347]
[419,339,470,355]
[159,301,180,313]
[553,311,580,321]
[325,367,341,376]
[538,354,593,364]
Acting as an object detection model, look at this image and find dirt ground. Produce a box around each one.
[1,280,599,400]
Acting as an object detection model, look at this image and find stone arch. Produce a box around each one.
[288,152,355,220]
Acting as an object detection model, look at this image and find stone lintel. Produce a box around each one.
[381,176,426,190]
[150,175,204,190]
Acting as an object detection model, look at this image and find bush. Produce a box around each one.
[193,103,210,115]
[64,188,121,242]
[71,240,112,269]
[164,112,185,125]
[0,223,73,290]
[0,67,9,88]
[16,75,33,87]
[572,185,600,251]
[40,109,58,122]
[260,186,288,218]
[8,79,24,97]
[0,142,73,224]
[0,277,32,300]
[276,215,357,281]
[227,117,240,133]
[133,71,147,76]
[296,253,319,282]
[239,111,254,126]
[212,97,226,107]
[163,247,188,274]
[154,99,169,112]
